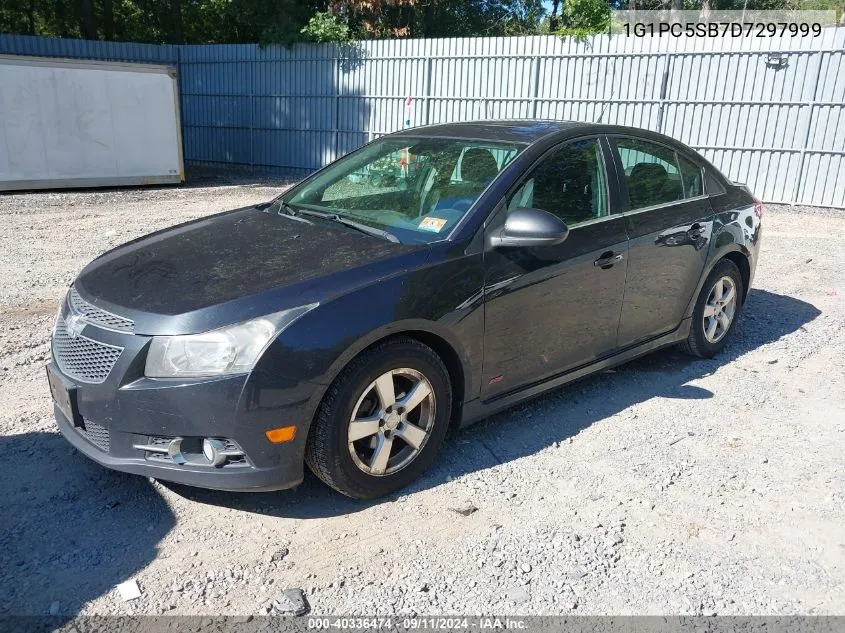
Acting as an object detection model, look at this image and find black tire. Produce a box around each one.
[680,258,745,358]
[304,338,452,499]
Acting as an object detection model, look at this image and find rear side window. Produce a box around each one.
[614,138,688,210]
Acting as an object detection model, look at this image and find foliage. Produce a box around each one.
[300,10,352,43]
[555,0,612,37]
[0,0,827,45]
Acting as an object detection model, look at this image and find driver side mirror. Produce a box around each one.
[488,208,570,249]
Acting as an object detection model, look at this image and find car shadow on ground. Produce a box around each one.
[168,288,821,518]
[0,432,175,617]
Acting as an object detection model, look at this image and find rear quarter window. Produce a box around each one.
[704,170,727,196]
[676,153,703,197]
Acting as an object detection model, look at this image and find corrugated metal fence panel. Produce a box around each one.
[537,35,668,129]
[797,33,845,207]
[181,43,251,165]
[656,32,842,205]
[1,32,843,206]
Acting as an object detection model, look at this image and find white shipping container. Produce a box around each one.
[0,55,184,191]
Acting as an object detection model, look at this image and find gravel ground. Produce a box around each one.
[0,175,843,618]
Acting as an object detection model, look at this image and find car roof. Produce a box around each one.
[388,119,704,161]
[389,120,592,144]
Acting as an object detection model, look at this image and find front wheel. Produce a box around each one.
[680,258,744,358]
[305,338,452,499]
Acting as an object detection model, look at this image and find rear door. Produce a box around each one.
[481,136,629,398]
[610,136,714,346]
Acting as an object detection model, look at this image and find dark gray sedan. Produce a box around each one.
[48,120,762,498]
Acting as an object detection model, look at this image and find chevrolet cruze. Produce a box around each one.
[47,120,762,499]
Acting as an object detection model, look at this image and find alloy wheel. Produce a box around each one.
[347,368,436,476]
[702,275,737,343]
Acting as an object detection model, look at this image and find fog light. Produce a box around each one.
[202,438,227,466]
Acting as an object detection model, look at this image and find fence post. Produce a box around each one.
[424,55,433,125]
[333,49,341,163]
[656,52,672,134]
[791,49,825,207]
[530,52,541,119]
[175,44,186,167]
[249,49,254,167]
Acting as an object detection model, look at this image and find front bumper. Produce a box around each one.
[53,402,302,491]
[47,289,319,492]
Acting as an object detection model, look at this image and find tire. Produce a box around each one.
[305,338,452,499]
[680,258,745,358]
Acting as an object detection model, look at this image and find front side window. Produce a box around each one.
[508,138,608,226]
[287,137,521,244]
[615,138,685,210]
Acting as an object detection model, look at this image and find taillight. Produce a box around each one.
[754,198,764,220]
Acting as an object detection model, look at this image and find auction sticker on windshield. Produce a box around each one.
[418,217,448,232]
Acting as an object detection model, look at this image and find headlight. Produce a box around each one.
[144,304,317,378]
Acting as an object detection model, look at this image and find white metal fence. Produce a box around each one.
[2,32,844,206]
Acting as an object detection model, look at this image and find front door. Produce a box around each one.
[481,137,628,399]
[609,137,715,346]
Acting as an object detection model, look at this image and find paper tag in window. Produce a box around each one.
[418,216,447,233]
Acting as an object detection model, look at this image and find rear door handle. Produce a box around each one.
[594,253,624,268]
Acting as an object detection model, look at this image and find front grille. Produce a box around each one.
[69,287,134,333]
[79,419,110,452]
[53,316,123,383]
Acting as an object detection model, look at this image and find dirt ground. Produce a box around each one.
[0,176,843,617]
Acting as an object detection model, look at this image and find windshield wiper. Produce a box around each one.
[288,207,400,243]
[330,215,400,243]
[257,199,313,225]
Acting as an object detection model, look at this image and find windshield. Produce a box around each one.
[285,137,523,244]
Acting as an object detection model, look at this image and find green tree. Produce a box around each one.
[555,0,611,35]
[300,10,351,42]
[4,0,834,45]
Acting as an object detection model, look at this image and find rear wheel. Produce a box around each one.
[680,258,744,358]
[305,338,452,499]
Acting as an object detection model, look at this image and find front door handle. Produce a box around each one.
[594,252,624,268]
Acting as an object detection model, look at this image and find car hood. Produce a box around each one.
[74,207,426,335]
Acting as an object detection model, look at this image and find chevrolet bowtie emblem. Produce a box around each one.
[65,314,85,339]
